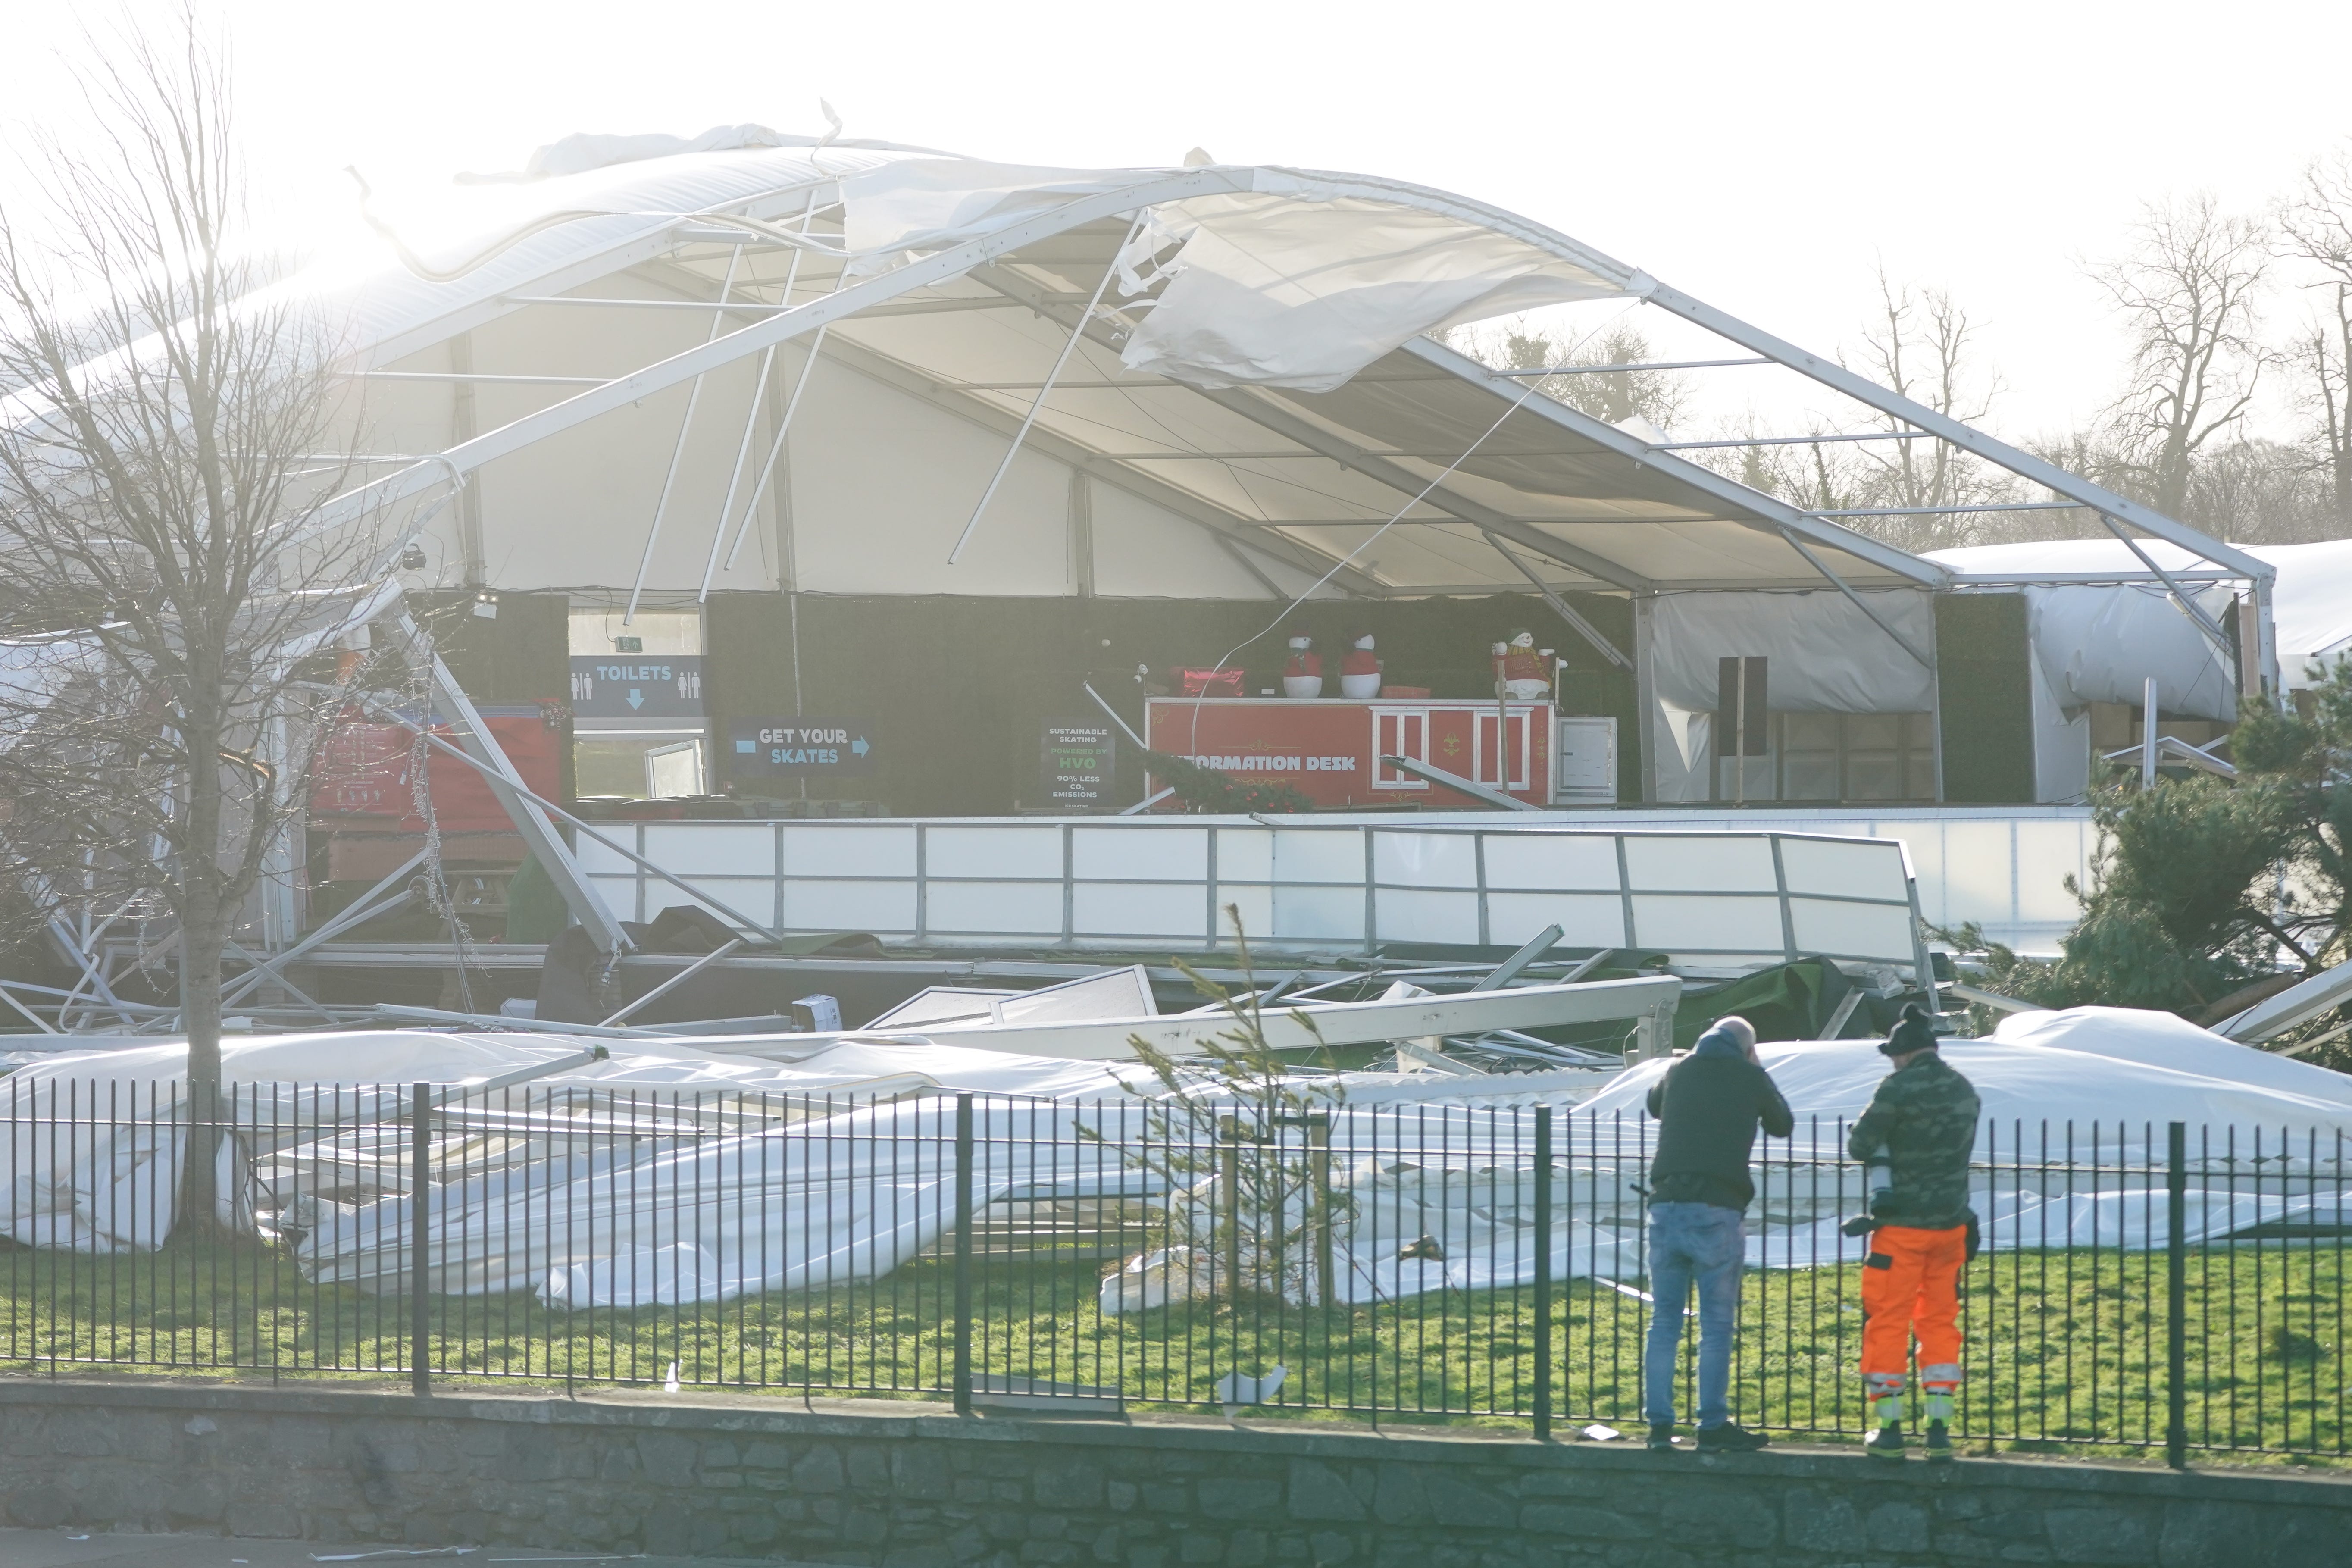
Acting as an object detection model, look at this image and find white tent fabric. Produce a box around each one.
[1648,589,1936,714]
[1109,189,1623,391]
[839,162,1624,392]
[1644,588,1935,803]
[9,1009,2351,1308]
[0,1032,1137,1257]
[1927,538,2352,706]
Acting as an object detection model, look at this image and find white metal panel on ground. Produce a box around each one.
[1487,892,1626,949]
[784,824,918,878]
[1630,893,1784,958]
[1373,832,1481,889]
[1473,806,2093,952]
[1776,835,1908,901]
[639,823,770,877]
[1267,829,1363,886]
[1267,885,1365,945]
[1483,834,1620,892]
[1373,889,1480,945]
[925,825,1060,880]
[1073,826,1205,881]
[1072,883,1204,940]
[1623,834,1778,892]
[1788,897,1916,961]
[1212,829,1275,882]
[779,879,916,935]
[927,881,1062,938]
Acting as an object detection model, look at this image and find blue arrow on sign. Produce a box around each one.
[851,736,870,757]
[626,689,644,710]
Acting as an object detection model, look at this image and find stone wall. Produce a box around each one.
[0,1380,2348,1568]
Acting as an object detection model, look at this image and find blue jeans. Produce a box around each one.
[1643,1201,1745,1428]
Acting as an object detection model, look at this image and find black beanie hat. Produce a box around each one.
[1880,1002,1938,1057]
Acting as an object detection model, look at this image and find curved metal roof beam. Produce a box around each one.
[1633,278,2269,585]
[1400,338,1947,588]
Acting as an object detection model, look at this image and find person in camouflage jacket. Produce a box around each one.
[1846,1003,1980,1464]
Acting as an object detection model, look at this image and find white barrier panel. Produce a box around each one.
[1499,806,2094,953]
[579,820,1929,972]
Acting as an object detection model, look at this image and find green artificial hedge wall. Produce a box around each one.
[1933,591,2036,804]
[410,590,576,800]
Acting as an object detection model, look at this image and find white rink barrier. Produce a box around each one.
[580,818,1930,972]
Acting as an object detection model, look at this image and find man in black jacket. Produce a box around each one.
[1641,1015,1794,1452]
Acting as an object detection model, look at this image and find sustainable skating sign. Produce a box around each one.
[729,718,878,776]
[569,655,705,718]
[1040,720,1117,806]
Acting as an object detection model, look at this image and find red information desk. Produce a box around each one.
[1146,697,1554,809]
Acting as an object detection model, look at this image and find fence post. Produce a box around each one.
[410,1081,432,1399]
[1533,1105,1554,1441]
[952,1093,974,1415]
[2166,1120,2187,1470]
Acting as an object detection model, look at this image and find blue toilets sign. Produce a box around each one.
[729,719,878,776]
[569,656,705,718]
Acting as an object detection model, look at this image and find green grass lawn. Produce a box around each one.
[0,1238,2342,1464]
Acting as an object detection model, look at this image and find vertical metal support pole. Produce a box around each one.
[2142,676,2160,791]
[410,1081,432,1399]
[1222,1124,1242,1297]
[1633,594,1658,804]
[1925,597,1947,802]
[1310,1114,1333,1309]
[2166,1120,2188,1469]
[1733,657,1748,808]
[952,1093,975,1415]
[1533,1105,1554,1440]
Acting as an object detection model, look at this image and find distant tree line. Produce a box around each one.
[1463,151,2352,551]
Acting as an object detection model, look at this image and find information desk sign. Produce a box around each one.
[729,718,878,777]
[1145,697,1553,809]
[1040,720,1117,807]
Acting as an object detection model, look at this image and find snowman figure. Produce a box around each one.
[1493,628,1550,700]
[1339,631,1383,698]
[1281,634,1325,698]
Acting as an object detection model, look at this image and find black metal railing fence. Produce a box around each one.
[0,1077,2342,1464]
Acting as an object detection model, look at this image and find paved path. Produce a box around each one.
[0,1534,837,1568]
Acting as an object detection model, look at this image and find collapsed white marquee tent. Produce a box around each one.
[272,127,2273,811]
[4,1008,2348,1309]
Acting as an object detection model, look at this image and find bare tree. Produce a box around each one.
[0,16,379,1225]
[2276,149,2352,535]
[1841,269,2015,550]
[2094,194,2271,518]
[1490,320,1692,432]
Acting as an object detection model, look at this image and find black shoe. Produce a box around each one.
[1924,1421,1954,1464]
[1696,1422,1770,1453]
[1866,1423,1908,1461]
[1646,1423,1676,1452]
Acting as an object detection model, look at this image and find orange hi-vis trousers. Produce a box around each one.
[1861,1223,1967,1418]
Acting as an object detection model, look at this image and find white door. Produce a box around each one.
[1553,717,1617,804]
[644,739,706,798]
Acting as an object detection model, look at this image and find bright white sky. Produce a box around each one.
[4,0,2351,446]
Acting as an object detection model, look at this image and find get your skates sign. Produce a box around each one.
[729,718,878,776]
